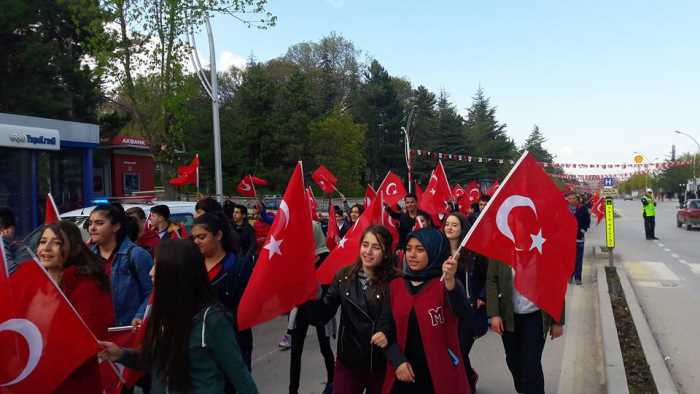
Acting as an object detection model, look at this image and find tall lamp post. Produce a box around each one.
[674,130,700,199]
[188,15,223,203]
[401,105,417,193]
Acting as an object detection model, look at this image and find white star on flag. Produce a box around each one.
[529,230,546,254]
[429,188,436,195]
[338,236,348,248]
[265,235,283,258]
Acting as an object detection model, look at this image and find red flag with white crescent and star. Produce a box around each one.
[377,171,407,207]
[460,151,576,321]
[316,194,384,285]
[236,175,258,197]
[0,256,101,393]
[311,165,338,194]
[419,161,452,223]
[237,163,317,330]
[592,194,605,224]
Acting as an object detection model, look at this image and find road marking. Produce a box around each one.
[672,253,680,259]
[686,264,700,275]
[664,248,671,252]
[658,243,665,247]
[680,259,688,264]
[624,261,681,282]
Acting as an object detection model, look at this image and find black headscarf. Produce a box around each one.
[402,228,449,281]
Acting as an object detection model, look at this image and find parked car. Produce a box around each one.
[677,199,700,230]
[20,201,197,258]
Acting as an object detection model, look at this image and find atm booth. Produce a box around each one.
[93,135,155,198]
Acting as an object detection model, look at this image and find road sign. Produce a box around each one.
[605,197,615,249]
[603,177,615,187]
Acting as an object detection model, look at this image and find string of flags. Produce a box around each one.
[411,149,692,170]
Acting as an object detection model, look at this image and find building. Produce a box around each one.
[0,113,98,236]
[94,135,155,199]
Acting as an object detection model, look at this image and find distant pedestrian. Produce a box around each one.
[566,192,590,285]
[195,197,224,218]
[386,194,419,250]
[150,205,188,240]
[0,207,21,273]
[641,188,658,240]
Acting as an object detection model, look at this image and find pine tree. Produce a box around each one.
[522,125,554,163]
[432,91,472,184]
[409,85,438,184]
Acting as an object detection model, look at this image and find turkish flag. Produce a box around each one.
[377,171,407,207]
[316,195,383,284]
[452,184,465,199]
[364,185,376,209]
[250,175,269,186]
[237,175,257,197]
[311,165,338,194]
[486,179,500,196]
[465,181,481,204]
[592,195,605,224]
[0,258,100,393]
[326,204,339,251]
[419,161,452,220]
[44,193,60,224]
[169,154,199,187]
[461,152,576,321]
[237,163,317,330]
[306,187,320,222]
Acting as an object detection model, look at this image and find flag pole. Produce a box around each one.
[195,154,200,196]
[250,175,257,198]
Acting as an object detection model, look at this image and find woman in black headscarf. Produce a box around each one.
[373,228,473,394]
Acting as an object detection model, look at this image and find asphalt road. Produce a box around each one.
[608,198,700,393]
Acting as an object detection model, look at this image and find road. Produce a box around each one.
[608,198,700,393]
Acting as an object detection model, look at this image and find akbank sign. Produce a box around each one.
[0,124,60,151]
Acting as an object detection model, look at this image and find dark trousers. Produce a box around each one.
[644,215,656,239]
[501,311,546,394]
[572,241,584,282]
[236,328,253,371]
[333,359,384,394]
[289,309,335,393]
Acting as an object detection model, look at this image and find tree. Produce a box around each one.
[433,91,472,184]
[308,109,367,195]
[408,86,438,183]
[464,87,517,180]
[354,60,405,185]
[0,0,107,122]
[522,125,554,163]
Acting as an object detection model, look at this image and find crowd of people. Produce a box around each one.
[0,189,596,394]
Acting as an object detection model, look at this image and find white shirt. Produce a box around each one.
[511,268,539,314]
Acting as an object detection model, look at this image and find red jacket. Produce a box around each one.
[137,227,160,256]
[382,278,470,394]
[54,266,115,394]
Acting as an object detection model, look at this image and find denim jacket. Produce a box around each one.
[91,238,153,325]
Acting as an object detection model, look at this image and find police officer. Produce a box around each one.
[641,188,658,240]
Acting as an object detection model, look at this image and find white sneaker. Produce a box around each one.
[278,334,291,350]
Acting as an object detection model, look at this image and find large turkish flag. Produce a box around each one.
[237,162,317,330]
[377,171,407,207]
[0,258,100,393]
[461,152,576,321]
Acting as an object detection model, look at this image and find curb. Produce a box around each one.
[597,267,629,394]
[616,267,679,394]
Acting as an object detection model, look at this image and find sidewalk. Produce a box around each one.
[250,253,605,393]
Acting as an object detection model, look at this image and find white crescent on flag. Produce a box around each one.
[386,182,398,196]
[0,318,43,386]
[495,195,546,253]
[240,182,251,192]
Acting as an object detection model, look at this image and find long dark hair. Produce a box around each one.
[192,212,239,255]
[445,212,472,271]
[144,239,216,392]
[40,221,110,291]
[349,225,399,288]
[90,204,128,244]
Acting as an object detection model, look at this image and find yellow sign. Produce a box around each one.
[633,154,644,164]
[605,197,615,248]
[602,188,618,197]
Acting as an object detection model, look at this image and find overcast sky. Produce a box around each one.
[196,0,700,175]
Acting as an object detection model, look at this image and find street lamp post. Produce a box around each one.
[401,106,416,193]
[188,15,224,203]
[674,130,700,199]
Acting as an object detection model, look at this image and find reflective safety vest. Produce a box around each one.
[641,195,656,217]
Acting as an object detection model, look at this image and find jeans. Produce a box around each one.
[502,311,546,394]
[332,359,384,394]
[573,241,584,282]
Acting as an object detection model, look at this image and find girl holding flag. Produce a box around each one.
[374,228,472,394]
[99,239,257,394]
[37,220,114,393]
[318,225,398,394]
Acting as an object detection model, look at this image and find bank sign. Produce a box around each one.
[0,124,60,151]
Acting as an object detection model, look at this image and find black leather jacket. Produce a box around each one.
[319,265,394,373]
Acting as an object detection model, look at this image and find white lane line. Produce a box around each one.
[664,248,671,252]
[672,253,680,259]
[658,243,665,247]
[680,259,688,264]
